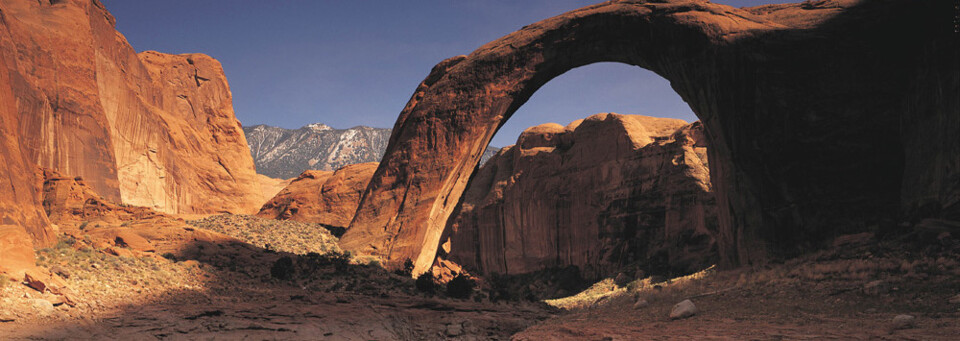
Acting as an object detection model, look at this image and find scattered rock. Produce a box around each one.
[633,298,649,310]
[948,294,960,304]
[45,296,67,307]
[669,299,698,319]
[23,269,66,294]
[29,298,55,316]
[50,266,71,279]
[892,314,915,329]
[863,280,888,295]
[445,322,464,337]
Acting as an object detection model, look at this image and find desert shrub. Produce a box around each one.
[78,221,89,231]
[394,259,415,277]
[446,273,475,299]
[54,236,76,250]
[298,251,353,277]
[271,256,296,280]
[415,270,437,294]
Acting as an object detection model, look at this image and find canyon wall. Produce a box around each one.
[0,0,262,217]
[0,0,264,269]
[440,114,716,278]
[342,0,958,275]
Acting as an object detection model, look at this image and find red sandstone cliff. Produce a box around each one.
[258,163,378,230]
[0,0,264,274]
[439,114,717,278]
[0,0,262,215]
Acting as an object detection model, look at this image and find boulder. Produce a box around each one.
[670,299,699,319]
[892,314,916,329]
[341,0,958,275]
[28,299,55,317]
[23,269,68,297]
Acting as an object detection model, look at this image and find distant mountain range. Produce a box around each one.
[244,124,500,179]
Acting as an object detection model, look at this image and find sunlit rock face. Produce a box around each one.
[341,0,958,275]
[0,0,265,262]
[0,0,263,218]
[258,162,378,231]
[440,114,717,279]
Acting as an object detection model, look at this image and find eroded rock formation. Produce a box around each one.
[38,167,244,261]
[342,0,958,275]
[0,0,262,215]
[439,114,716,278]
[0,0,265,262]
[258,163,378,230]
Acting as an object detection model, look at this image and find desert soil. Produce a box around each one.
[2,217,958,340]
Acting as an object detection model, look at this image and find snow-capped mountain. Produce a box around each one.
[244,124,499,179]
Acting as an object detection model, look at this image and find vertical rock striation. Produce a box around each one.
[440,114,716,278]
[0,0,264,266]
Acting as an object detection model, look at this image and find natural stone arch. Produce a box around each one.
[340,0,957,276]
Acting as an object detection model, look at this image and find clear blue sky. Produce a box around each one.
[101,0,795,147]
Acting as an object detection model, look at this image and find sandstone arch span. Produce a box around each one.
[340,0,958,275]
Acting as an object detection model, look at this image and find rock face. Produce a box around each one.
[0,0,262,214]
[244,123,500,179]
[0,45,52,275]
[38,167,245,260]
[439,114,716,279]
[0,0,264,256]
[258,163,378,231]
[257,174,293,202]
[342,0,958,275]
